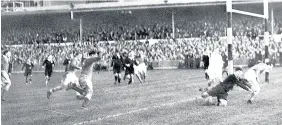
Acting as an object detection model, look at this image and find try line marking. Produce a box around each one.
[73,97,201,125]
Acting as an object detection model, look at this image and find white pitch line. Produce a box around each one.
[45,109,71,117]
[73,77,282,125]
[73,97,201,125]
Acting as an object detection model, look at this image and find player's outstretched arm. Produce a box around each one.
[42,59,47,68]
[236,78,252,92]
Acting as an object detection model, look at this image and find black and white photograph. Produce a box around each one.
[1,0,282,124]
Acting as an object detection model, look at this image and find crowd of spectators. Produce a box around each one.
[2,7,282,70]
[2,8,282,45]
[3,35,282,71]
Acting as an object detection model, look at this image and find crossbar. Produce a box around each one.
[231,9,266,18]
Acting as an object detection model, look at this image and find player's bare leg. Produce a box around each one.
[29,75,32,84]
[142,71,146,82]
[72,86,85,95]
[114,73,118,85]
[26,75,32,84]
[47,86,63,99]
[1,89,6,101]
[25,76,28,84]
[1,84,11,101]
[128,74,134,84]
[81,89,90,109]
[123,72,127,81]
[81,85,93,109]
[45,76,50,86]
[135,73,143,83]
[247,88,260,104]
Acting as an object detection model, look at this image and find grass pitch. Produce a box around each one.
[2,68,282,125]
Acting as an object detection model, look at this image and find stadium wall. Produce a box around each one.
[12,58,261,73]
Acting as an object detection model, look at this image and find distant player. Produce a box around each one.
[134,50,147,83]
[42,55,55,86]
[47,53,82,99]
[63,53,74,72]
[111,49,123,85]
[123,51,136,84]
[202,49,210,79]
[8,61,13,78]
[22,58,34,84]
[1,50,12,101]
[70,49,102,109]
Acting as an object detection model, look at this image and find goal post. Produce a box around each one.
[226,0,269,83]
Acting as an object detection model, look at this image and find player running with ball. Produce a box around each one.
[70,49,103,109]
[47,53,82,99]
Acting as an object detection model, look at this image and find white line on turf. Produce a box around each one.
[45,109,71,117]
[73,78,282,125]
[73,97,201,125]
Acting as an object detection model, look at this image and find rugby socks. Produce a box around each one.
[29,78,32,84]
[45,77,49,86]
[114,76,118,84]
[25,77,28,84]
[128,80,132,84]
[76,94,84,100]
[118,77,121,83]
[205,73,209,80]
[50,86,63,93]
[72,86,85,95]
[81,98,90,109]
[128,75,133,84]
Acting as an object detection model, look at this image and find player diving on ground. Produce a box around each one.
[200,62,273,106]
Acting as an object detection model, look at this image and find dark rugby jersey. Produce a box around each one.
[124,57,134,70]
[112,54,123,67]
[22,62,34,72]
[43,60,55,71]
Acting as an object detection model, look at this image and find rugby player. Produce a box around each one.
[1,50,12,101]
[243,62,273,104]
[47,53,82,99]
[205,48,224,87]
[42,55,55,86]
[22,58,34,84]
[8,60,13,78]
[70,49,103,109]
[134,50,147,83]
[123,51,136,84]
[111,49,123,85]
[200,67,249,106]
[63,53,74,72]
